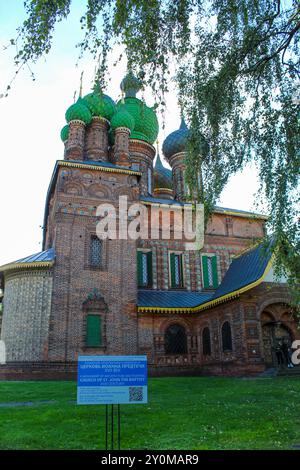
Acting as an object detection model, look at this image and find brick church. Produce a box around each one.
[0,72,298,379]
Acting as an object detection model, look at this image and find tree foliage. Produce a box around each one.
[4,0,300,306]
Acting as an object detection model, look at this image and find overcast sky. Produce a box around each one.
[0,1,262,266]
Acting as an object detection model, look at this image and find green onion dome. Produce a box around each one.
[111,106,135,131]
[117,97,159,144]
[65,97,92,125]
[118,72,159,144]
[83,92,116,121]
[60,124,69,142]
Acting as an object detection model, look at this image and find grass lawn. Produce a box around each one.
[0,377,299,450]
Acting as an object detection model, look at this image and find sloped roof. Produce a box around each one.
[140,195,268,219]
[138,242,274,313]
[138,290,213,310]
[210,242,273,303]
[213,206,268,219]
[68,160,141,174]
[140,195,187,207]
[14,248,55,264]
[0,248,55,273]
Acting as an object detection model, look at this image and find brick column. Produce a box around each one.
[226,217,234,237]
[129,140,156,196]
[169,152,186,201]
[162,246,169,290]
[63,140,67,159]
[65,120,86,161]
[184,252,191,291]
[173,166,186,200]
[85,117,109,161]
[114,127,131,167]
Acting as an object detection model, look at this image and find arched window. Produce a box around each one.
[202,327,211,356]
[165,324,187,354]
[222,321,233,352]
[90,235,102,267]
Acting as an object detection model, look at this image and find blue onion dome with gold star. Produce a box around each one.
[162,118,189,160]
[65,97,92,125]
[113,71,159,144]
[83,80,116,121]
[154,152,173,189]
[60,124,69,142]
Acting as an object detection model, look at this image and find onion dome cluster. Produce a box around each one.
[115,71,159,144]
[60,71,159,145]
[60,82,116,143]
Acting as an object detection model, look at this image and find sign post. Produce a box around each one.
[77,355,148,450]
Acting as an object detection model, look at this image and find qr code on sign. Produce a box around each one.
[129,386,143,402]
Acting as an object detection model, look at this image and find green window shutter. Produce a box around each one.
[147,251,153,287]
[137,251,143,287]
[86,315,101,347]
[170,253,176,288]
[202,256,209,289]
[211,255,219,288]
[179,254,184,287]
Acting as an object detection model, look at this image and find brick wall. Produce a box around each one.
[1,269,53,361]
[46,165,140,362]
[137,283,297,376]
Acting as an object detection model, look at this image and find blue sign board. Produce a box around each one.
[77,355,148,405]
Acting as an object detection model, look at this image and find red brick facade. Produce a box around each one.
[0,108,298,380]
[138,283,298,377]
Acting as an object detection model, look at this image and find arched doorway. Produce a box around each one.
[164,324,188,354]
[261,313,293,367]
